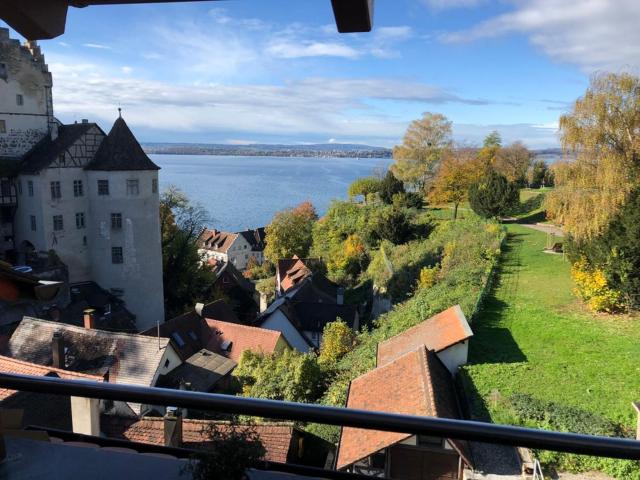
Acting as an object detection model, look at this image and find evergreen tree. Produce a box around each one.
[469,169,519,219]
[379,170,405,204]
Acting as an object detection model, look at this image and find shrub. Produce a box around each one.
[571,257,623,313]
[379,170,405,204]
[319,319,356,367]
[373,207,412,244]
[417,265,439,289]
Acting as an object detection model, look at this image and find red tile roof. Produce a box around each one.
[102,416,295,463]
[198,229,238,253]
[277,256,313,293]
[376,305,472,367]
[0,355,103,400]
[337,346,471,470]
[205,319,286,362]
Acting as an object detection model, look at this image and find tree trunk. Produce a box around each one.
[453,202,459,220]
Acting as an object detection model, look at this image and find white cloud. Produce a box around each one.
[265,41,361,59]
[58,41,70,47]
[47,57,494,145]
[226,139,258,145]
[83,43,111,50]
[441,0,640,72]
[453,122,559,149]
[121,66,133,74]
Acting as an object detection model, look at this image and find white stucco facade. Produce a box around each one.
[435,341,469,376]
[260,310,312,352]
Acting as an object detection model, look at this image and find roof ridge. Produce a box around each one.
[20,317,169,344]
[418,347,438,417]
[134,417,295,428]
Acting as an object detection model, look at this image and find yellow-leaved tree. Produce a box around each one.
[545,73,640,242]
[428,148,481,219]
[391,112,452,190]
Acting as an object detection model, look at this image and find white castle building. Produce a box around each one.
[0,29,164,330]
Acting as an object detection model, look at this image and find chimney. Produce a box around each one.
[83,308,95,329]
[259,292,268,313]
[195,302,204,317]
[51,332,65,369]
[337,287,345,306]
[164,409,183,448]
[70,396,100,436]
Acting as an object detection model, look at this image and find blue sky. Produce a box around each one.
[4,0,640,148]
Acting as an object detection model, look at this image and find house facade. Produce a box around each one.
[0,30,164,330]
[198,227,265,271]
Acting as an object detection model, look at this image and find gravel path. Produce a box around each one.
[520,223,564,237]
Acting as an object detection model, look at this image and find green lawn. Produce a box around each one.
[464,224,640,429]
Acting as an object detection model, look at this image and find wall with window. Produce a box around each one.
[86,169,164,330]
[13,174,46,257]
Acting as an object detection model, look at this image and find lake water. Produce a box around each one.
[151,154,392,232]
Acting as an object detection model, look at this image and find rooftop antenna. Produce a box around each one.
[118,107,122,118]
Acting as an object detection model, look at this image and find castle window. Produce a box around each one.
[16,94,23,106]
[30,215,36,231]
[83,236,87,246]
[28,181,33,197]
[53,215,63,231]
[50,181,61,200]
[98,179,109,196]
[111,213,122,229]
[75,212,85,229]
[126,179,139,196]
[0,120,5,134]
[0,63,6,80]
[73,180,83,197]
[111,247,123,264]
[152,178,158,194]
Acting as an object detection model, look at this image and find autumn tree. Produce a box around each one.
[160,186,216,319]
[318,320,356,366]
[391,112,452,190]
[477,130,502,167]
[545,72,640,241]
[469,169,519,219]
[428,148,480,219]
[348,176,382,203]
[327,233,369,284]
[495,141,532,185]
[264,201,318,263]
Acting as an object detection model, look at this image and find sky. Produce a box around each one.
[4,0,640,148]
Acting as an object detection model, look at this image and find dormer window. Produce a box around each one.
[221,340,232,352]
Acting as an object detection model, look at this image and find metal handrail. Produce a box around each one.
[1,372,639,460]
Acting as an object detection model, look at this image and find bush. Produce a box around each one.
[234,349,324,403]
[373,207,412,244]
[505,393,640,479]
[392,191,423,209]
[417,265,439,289]
[469,169,519,218]
[571,257,623,313]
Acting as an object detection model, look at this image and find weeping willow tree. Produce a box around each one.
[545,73,640,242]
[391,112,452,191]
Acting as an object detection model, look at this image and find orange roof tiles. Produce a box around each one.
[205,319,285,362]
[0,355,103,401]
[198,229,237,253]
[376,305,472,367]
[337,346,471,470]
[102,416,295,463]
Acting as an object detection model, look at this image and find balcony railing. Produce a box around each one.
[1,372,639,462]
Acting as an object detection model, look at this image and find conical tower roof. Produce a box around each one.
[86,116,159,171]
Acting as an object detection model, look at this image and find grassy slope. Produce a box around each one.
[464,224,640,429]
